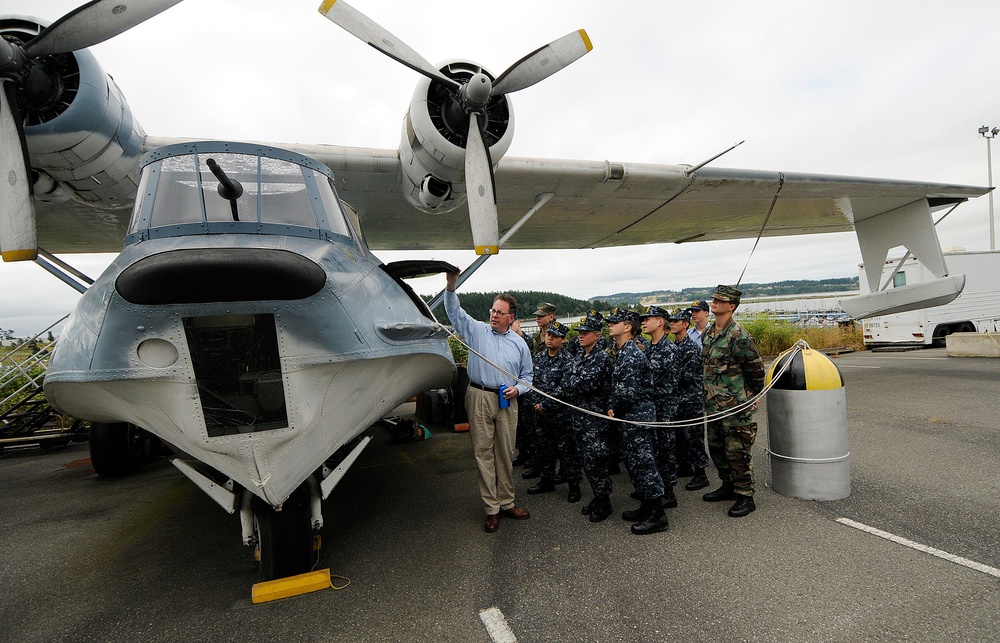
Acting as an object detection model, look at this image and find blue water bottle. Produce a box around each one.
[498,384,510,409]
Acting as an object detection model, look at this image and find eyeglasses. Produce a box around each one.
[489,308,513,317]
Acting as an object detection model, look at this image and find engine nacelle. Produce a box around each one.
[1,16,145,209]
[399,60,515,214]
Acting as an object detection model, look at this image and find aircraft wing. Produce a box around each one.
[33,139,988,255]
[319,148,989,251]
[29,137,989,253]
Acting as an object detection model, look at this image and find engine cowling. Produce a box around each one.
[399,60,514,215]
[1,16,145,208]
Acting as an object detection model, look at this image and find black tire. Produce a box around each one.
[254,486,314,581]
[89,422,150,477]
[931,325,952,348]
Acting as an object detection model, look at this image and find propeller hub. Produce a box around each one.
[464,73,492,107]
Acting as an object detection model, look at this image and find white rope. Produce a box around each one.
[438,323,804,429]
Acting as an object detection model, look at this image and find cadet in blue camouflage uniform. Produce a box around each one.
[517,302,557,477]
[640,305,680,509]
[668,308,710,491]
[526,321,583,502]
[606,308,668,535]
[701,285,766,518]
[555,312,615,521]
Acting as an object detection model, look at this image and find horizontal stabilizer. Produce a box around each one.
[840,274,966,319]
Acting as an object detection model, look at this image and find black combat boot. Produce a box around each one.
[630,499,668,535]
[702,480,737,502]
[621,501,653,522]
[662,488,678,508]
[685,468,709,491]
[588,496,613,522]
[567,483,581,503]
[527,478,556,494]
[728,495,756,517]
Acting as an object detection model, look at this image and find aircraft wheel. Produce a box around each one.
[254,486,314,581]
[89,422,151,477]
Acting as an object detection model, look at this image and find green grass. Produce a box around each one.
[739,313,864,357]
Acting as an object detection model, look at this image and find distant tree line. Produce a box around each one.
[596,277,859,308]
[429,291,611,325]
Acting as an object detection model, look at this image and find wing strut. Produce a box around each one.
[32,248,95,294]
[428,192,554,310]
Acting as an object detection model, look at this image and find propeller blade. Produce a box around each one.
[24,0,184,58]
[318,0,459,89]
[492,29,593,96]
[465,112,498,256]
[0,84,37,262]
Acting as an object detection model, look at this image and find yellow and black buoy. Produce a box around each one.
[765,340,850,500]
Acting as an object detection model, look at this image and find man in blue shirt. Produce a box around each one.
[445,271,534,533]
[686,299,711,349]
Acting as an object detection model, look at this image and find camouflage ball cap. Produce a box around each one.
[545,320,568,337]
[668,307,692,322]
[577,310,605,332]
[606,307,639,325]
[713,284,742,304]
[639,305,670,319]
[533,302,557,316]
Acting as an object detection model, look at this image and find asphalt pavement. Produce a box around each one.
[0,347,997,642]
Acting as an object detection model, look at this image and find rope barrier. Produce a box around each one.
[438,323,804,429]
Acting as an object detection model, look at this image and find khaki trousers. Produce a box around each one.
[465,386,518,515]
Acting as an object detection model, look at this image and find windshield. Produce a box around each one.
[127,144,351,240]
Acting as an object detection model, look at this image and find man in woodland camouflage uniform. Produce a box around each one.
[668,308,710,491]
[606,308,668,535]
[701,285,765,518]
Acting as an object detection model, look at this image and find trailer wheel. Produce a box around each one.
[931,325,952,348]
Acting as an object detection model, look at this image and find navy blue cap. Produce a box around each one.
[545,321,568,337]
[577,310,604,332]
[688,299,710,312]
[640,305,670,319]
[668,308,692,322]
[606,307,639,325]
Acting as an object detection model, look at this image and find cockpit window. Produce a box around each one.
[132,145,351,240]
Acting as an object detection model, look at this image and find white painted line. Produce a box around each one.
[836,518,1000,578]
[479,607,518,643]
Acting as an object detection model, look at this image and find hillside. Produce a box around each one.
[594,277,859,308]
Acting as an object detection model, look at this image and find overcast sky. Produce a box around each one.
[3,0,999,336]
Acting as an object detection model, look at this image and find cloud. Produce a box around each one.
[2,0,997,336]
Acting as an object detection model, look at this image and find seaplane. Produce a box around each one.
[0,0,988,580]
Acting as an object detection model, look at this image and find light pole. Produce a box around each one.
[978,125,998,250]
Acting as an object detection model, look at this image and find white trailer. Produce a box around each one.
[859,250,1000,347]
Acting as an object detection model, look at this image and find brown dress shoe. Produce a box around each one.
[500,506,530,520]
[484,514,500,532]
